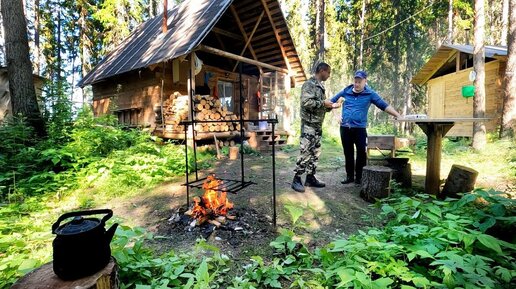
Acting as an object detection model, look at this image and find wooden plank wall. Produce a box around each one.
[91,60,259,128]
[1,71,45,122]
[426,60,504,137]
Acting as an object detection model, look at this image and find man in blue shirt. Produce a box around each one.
[330,70,401,184]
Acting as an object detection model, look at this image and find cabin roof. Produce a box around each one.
[78,0,306,87]
[411,44,507,85]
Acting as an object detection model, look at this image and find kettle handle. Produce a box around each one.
[52,209,113,233]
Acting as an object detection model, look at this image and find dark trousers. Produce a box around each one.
[340,127,367,180]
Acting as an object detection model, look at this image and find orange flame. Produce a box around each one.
[191,175,233,222]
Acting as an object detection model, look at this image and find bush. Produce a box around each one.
[0,107,214,201]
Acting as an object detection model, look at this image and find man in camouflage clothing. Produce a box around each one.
[291,62,341,192]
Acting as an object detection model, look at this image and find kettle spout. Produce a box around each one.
[105,223,119,243]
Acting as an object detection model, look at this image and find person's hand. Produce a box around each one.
[323,100,334,108]
[332,102,341,109]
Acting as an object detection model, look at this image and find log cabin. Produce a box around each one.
[78,0,306,149]
[411,44,507,137]
[0,67,45,123]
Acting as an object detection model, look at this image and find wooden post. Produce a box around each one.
[360,166,393,203]
[197,45,288,74]
[416,122,454,195]
[11,258,118,289]
[441,164,478,197]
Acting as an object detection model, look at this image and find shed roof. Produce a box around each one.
[78,0,306,87]
[411,44,507,85]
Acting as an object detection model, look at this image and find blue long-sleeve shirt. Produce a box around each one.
[330,85,389,128]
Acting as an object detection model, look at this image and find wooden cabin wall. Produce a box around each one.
[0,71,10,122]
[426,60,504,137]
[0,71,45,122]
[195,64,258,120]
[91,60,259,128]
[91,59,194,127]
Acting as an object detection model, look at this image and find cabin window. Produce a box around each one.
[114,108,141,127]
[217,81,233,112]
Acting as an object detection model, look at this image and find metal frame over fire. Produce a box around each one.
[181,62,278,227]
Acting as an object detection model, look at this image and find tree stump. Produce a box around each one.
[229,146,239,160]
[385,158,412,188]
[441,164,478,198]
[11,257,118,289]
[360,166,393,203]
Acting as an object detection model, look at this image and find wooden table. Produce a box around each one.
[395,118,490,195]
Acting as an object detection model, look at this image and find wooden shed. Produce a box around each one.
[0,66,45,123]
[411,44,507,137]
[78,0,306,146]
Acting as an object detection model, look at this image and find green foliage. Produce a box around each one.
[2,190,514,288]
[0,107,213,201]
[229,190,516,288]
[112,226,231,289]
[0,198,53,289]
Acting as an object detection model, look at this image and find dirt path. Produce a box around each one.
[109,142,375,259]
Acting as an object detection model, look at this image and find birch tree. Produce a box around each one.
[472,0,486,150]
[501,0,516,138]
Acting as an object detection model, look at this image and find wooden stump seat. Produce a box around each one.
[11,257,118,289]
[441,164,478,198]
[360,165,393,203]
[385,158,412,188]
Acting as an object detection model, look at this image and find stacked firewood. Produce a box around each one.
[193,95,241,133]
[161,92,189,133]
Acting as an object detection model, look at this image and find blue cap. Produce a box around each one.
[354,70,368,79]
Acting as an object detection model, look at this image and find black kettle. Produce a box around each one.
[52,209,118,280]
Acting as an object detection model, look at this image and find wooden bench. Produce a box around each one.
[367,135,415,158]
[367,135,397,157]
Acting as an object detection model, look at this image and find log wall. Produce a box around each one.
[91,59,260,130]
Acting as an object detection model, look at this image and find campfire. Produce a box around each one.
[185,175,235,227]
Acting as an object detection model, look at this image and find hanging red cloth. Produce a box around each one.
[212,84,219,99]
[256,91,261,112]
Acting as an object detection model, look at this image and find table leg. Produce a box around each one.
[418,123,454,195]
[425,125,443,195]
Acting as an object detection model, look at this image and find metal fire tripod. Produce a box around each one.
[180,63,277,227]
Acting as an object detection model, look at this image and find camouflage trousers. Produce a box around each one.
[294,123,322,175]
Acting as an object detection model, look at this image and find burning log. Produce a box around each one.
[187,175,234,227]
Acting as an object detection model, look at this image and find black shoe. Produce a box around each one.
[291,175,305,192]
[354,179,362,185]
[305,174,326,188]
[341,178,354,184]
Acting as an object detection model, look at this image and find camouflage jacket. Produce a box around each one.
[300,77,330,127]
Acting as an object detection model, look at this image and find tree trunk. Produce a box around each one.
[57,7,62,81]
[79,4,88,77]
[502,0,509,46]
[315,0,325,63]
[34,0,40,75]
[501,0,516,138]
[0,0,45,135]
[472,0,486,150]
[358,0,367,68]
[0,10,4,65]
[149,0,154,17]
[448,0,454,43]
